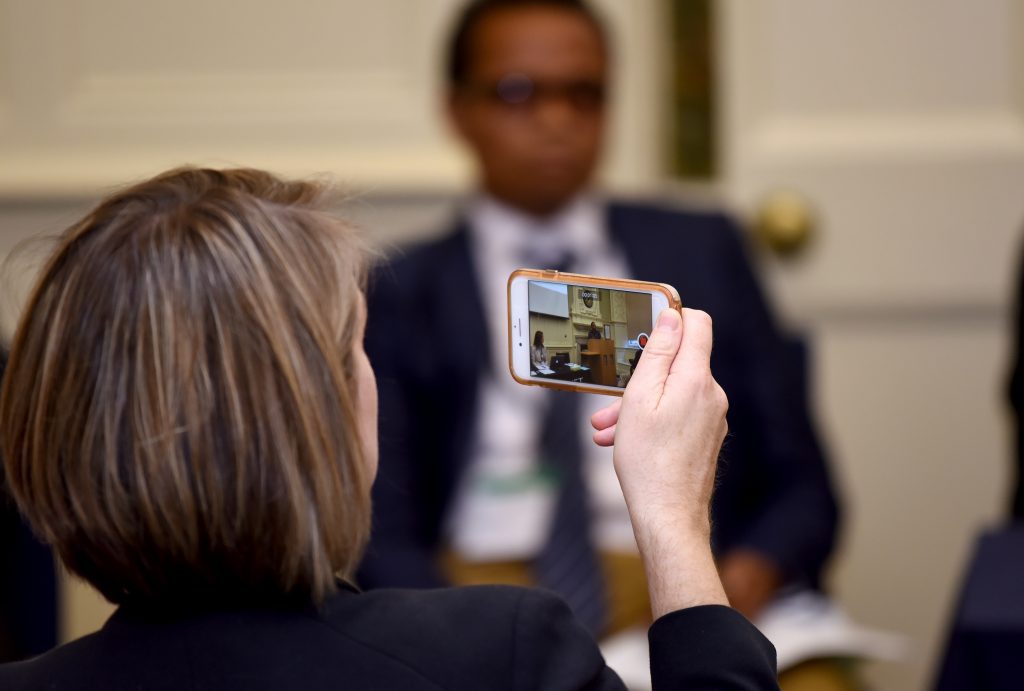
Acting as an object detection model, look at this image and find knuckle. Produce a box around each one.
[644,344,674,359]
[688,309,713,330]
[714,383,729,416]
[645,332,677,356]
[682,369,718,394]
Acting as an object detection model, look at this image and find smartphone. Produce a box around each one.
[507,269,681,395]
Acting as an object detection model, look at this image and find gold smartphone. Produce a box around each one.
[507,269,682,396]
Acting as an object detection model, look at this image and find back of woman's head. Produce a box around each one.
[1,167,371,606]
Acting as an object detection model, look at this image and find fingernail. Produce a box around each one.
[656,310,680,332]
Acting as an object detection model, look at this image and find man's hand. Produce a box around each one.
[719,550,783,619]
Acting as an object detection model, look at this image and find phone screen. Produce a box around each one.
[527,280,652,389]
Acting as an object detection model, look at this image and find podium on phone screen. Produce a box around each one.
[581,338,616,387]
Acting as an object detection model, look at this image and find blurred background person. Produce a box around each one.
[0,350,58,664]
[0,496,58,663]
[359,1,841,685]
[931,232,1024,689]
[1008,242,1024,521]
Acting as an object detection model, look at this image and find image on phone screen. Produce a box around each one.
[527,280,652,389]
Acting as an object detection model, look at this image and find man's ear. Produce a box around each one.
[444,88,473,142]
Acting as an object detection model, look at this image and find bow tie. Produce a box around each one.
[519,248,575,274]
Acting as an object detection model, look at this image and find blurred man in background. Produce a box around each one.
[360,0,842,685]
[0,350,57,663]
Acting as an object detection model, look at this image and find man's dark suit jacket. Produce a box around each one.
[359,202,839,591]
[0,585,778,689]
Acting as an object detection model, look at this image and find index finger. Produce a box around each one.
[671,309,714,376]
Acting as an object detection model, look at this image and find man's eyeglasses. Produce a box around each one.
[461,73,606,113]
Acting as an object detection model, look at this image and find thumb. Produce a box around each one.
[624,309,683,400]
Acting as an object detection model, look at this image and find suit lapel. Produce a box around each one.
[607,203,644,277]
[423,222,489,482]
[431,221,489,377]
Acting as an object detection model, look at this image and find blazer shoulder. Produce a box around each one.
[0,630,112,690]
[333,583,524,620]
[325,586,615,690]
[607,200,745,250]
[375,224,469,276]
[368,224,471,303]
[609,199,737,229]
[322,586,525,689]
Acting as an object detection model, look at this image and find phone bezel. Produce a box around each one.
[507,269,681,396]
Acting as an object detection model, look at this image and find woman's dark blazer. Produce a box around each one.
[0,584,778,690]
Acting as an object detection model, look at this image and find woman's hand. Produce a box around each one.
[591,308,730,617]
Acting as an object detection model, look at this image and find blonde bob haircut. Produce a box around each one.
[1,167,372,606]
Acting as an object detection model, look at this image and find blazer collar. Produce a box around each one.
[435,221,490,375]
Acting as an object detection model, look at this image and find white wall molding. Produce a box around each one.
[0,0,665,197]
[748,110,1024,162]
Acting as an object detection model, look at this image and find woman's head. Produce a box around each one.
[534,330,544,347]
[1,167,374,606]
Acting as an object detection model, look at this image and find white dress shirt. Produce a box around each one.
[445,193,639,560]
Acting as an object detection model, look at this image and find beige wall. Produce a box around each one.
[0,0,665,197]
[717,2,1024,689]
